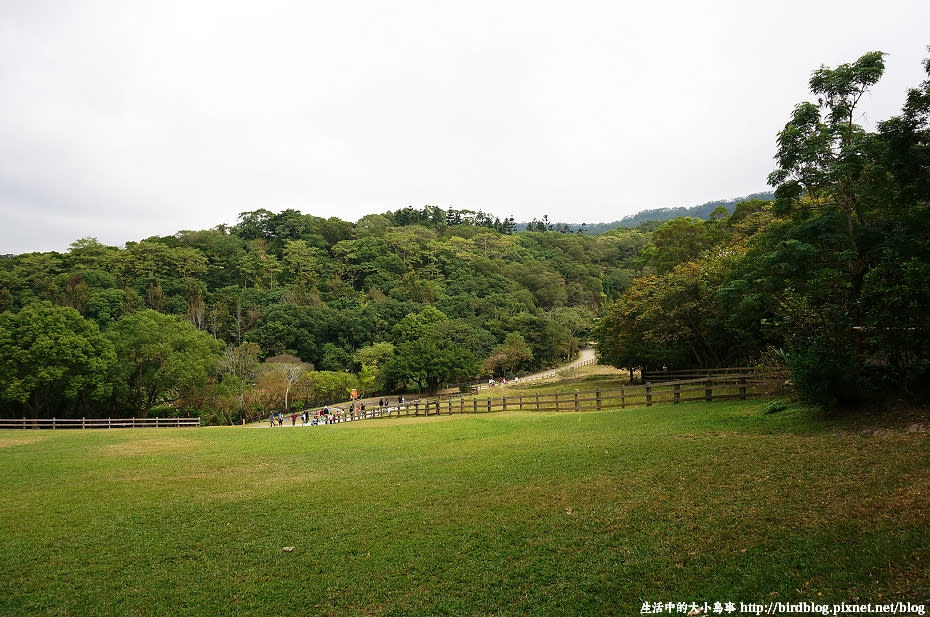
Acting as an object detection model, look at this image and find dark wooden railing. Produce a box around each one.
[641,367,755,382]
[0,417,201,430]
[318,374,760,423]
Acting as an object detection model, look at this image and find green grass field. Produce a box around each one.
[1,401,928,616]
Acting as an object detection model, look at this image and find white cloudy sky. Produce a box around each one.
[1,1,928,254]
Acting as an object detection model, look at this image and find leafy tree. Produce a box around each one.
[763,50,930,403]
[0,288,12,313]
[301,371,358,406]
[385,338,476,393]
[551,306,594,360]
[0,303,115,417]
[60,277,91,315]
[354,342,395,396]
[64,237,120,272]
[639,217,720,274]
[483,332,533,377]
[244,304,327,362]
[391,306,448,343]
[107,310,224,416]
[118,240,208,287]
[317,342,353,372]
[502,312,568,370]
[86,288,127,328]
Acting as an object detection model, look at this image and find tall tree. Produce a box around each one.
[483,332,533,378]
[263,354,311,411]
[385,338,476,394]
[0,303,115,417]
[107,310,224,416]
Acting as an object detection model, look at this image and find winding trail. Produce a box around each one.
[473,346,596,391]
[254,347,598,427]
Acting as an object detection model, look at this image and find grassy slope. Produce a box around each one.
[1,401,927,616]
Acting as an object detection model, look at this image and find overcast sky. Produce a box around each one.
[1,1,928,254]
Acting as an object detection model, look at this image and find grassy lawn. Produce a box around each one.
[1,401,928,616]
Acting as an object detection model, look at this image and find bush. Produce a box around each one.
[787,347,861,408]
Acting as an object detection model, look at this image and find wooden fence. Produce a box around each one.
[642,367,754,382]
[0,417,201,430]
[323,374,760,422]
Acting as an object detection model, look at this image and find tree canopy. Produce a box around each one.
[597,48,930,407]
[3,49,927,418]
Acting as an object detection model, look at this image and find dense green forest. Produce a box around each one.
[0,202,651,422]
[1,49,928,421]
[598,50,930,406]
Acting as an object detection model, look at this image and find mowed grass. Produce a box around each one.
[1,401,928,616]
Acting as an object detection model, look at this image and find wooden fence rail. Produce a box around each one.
[642,367,755,381]
[317,375,762,423]
[0,417,201,430]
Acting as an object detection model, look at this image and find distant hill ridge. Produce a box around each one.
[514,191,774,234]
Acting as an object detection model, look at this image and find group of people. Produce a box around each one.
[268,410,312,427]
[267,395,410,428]
[377,396,404,408]
[268,409,327,427]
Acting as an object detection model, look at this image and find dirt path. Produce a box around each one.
[475,347,596,390]
[251,347,599,426]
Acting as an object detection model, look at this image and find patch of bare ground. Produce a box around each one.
[0,434,48,448]
[99,437,199,457]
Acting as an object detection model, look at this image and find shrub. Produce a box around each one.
[787,347,861,408]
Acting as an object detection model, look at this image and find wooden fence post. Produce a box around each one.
[705,379,712,402]
[487,398,491,413]
[52,417,56,430]
[596,389,601,411]
[739,376,747,400]
[536,394,540,410]
[555,392,560,411]
[674,383,680,404]
[620,386,625,409]
[519,395,523,410]
[646,386,652,407]
[574,391,579,412]
[415,402,419,416]
[473,399,478,414]
[82,417,85,429]
[503,396,507,411]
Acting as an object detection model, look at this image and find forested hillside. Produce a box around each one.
[0,204,650,421]
[1,49,928,421]
[597,50,930,407]
[567,191,776,234]
[509,191,775,234]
